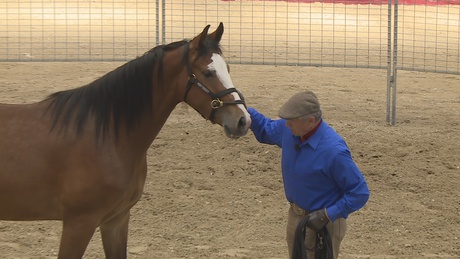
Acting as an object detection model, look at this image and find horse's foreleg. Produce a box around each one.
[100,209,130,259]
[58,215,99,259]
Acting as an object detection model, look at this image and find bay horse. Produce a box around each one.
[0,22,251,258]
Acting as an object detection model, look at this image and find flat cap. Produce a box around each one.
[278,90,321,119]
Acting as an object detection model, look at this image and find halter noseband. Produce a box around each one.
[182,42,246,122]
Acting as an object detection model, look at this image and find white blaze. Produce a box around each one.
[208,53,250,120]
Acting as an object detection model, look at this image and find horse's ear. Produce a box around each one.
[189,23,222,55]
[189,24,210,53]
[208,22,224,43]
[197,24,211,49]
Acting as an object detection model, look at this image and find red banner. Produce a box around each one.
[222,0,460,5]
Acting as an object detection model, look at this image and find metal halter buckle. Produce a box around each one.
[211,99,223,109]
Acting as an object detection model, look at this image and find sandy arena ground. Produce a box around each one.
[0,62,459,259]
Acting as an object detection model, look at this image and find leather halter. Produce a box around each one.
[182,42,246,123]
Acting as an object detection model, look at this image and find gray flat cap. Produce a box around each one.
[278,91,321,119]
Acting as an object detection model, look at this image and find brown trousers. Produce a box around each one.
[287,203,347,259]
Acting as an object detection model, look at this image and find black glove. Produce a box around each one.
[306,209,330,232]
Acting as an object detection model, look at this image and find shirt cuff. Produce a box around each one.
[325,206,341,222]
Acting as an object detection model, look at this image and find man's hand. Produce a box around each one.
[306,208,330,232]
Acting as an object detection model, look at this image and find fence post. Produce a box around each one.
[391,0,398,126]
[387,0,398,125]
[386,0,392,125]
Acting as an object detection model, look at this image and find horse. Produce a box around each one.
[0,22,251,258]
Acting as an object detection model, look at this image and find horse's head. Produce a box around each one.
[182,23,251,139]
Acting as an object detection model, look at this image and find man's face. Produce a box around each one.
[285,116,315,137]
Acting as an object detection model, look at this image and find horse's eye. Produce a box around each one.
[203,71,213,78]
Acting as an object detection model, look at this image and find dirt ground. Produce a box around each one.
[0,61,459,259]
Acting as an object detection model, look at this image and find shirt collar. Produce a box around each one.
[301,119,322,142]
[300,119,325,150]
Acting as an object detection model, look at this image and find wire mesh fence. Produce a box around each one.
[0,0,159,61]
[164,0,390,68]
[396,3,460,74]
[0,0,459,74]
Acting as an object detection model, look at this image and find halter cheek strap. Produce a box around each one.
[182,42,246,123]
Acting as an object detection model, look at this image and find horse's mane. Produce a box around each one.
[46,37,223,141]
[45,40,190,140]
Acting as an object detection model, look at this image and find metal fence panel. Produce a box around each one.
[1,0,390,69]
[396,3,460,74]
[0,0,159,61]
[164,0,389,68]
[1,0,459,75]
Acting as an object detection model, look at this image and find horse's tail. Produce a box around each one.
[291,216,333,259]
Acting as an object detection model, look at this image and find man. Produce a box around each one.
[248,90,370,259]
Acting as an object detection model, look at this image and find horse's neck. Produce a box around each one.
[125,53,186,153]
[134,101,177,150]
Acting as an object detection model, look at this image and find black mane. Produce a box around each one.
[45,37,222,141]
[45,40,190,140]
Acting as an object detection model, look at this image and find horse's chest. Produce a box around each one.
[96,159,148,214]
[118,167,147,207]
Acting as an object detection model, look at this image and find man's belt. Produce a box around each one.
[290,203,310,216]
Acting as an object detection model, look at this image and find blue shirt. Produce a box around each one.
[248,107,369,222]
